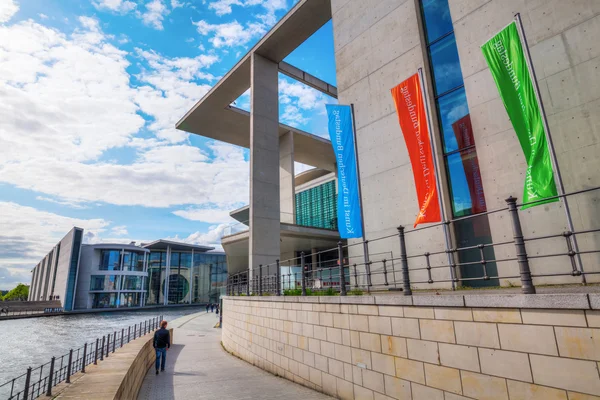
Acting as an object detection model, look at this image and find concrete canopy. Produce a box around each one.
[176,0,335,172]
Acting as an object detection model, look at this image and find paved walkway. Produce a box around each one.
[138,312,332,400]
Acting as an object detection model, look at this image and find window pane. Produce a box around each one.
[100,250,121,271]
[421,0,453,44]
[445,148,488,217]
[436,87,471,153]
[429,34,463,95]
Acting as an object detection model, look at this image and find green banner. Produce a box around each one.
[481,21,557,208]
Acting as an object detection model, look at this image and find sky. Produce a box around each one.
[0,0,337,290]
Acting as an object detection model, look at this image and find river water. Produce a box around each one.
[0,306,208,393]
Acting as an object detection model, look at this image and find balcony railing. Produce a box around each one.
[226,186,600,296]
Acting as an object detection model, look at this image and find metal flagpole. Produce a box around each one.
[417,68,457,290]
[514,13,585,282]
[350,103,370,292]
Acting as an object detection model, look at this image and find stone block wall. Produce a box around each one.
[222,296,600,400]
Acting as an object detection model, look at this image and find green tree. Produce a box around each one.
[2,284,29,301]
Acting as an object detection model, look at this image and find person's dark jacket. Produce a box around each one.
[153,328,170,349]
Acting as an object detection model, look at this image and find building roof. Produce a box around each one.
[142,239,215,252]
[176,0,336,172]
[83,243,150,252]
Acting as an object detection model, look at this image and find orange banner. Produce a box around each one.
[391,74,441,227]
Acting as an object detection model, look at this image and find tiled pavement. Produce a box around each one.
[137,312,332,399]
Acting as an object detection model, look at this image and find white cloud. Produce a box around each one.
[110,225,129,236]
[92,0,137,13]
[193,19,266,48]
[0,17,249,209]
[172,202,242,224]
[0,0,18,24]
[138,0,168,30]
[0,202,111,289]
[38,13,48,20]
[170,0,185,8]
[208,0,287,20]
[35,196,89,209]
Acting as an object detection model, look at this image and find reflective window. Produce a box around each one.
[420,0,498,287]
[119,292,141,307]
[90,275,121,291]
[295,180,337,230]
[429,35,463,95]
[99,250,121,271]
[123,251,144,271]
[436,88,470,153]
[421,0,453,43]
[122,276,143,290]
[92,293,118,308]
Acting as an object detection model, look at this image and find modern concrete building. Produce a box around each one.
[29,230,227,310]
[178,0,600,290]
[28,227,83,310]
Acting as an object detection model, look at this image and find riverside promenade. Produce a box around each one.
[137,311,332,400]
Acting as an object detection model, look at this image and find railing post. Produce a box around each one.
[363,240,372,290]
[246,271,250,296]
[563,231,581,276]
[128,326,131,343]
[94,339,99,364]
[23,367,32,400]
[276,260,281,296]
[506,196,536,294]
[301,252,307,296]
[46,357,56,396]
[121,329,124,348]
[382,259,389,286]
[337,241,347,296]
[100,336,105,361]
[134,324,137,339]
[113,331,117,352]
[105,334,110,358]
[259,264,263,296]
[66,349,73,383]
[82,343,88,373]
[397,226,412,296]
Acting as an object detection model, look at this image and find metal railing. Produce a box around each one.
[0,308,64,318]
[0,315,163,400]
[227,188,600,297]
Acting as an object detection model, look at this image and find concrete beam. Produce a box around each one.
[280,131,295,224]
[278,61,338,98]
[249,53,281,277]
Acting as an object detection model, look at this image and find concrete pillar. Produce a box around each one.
[249,53,280,277]
[280,131,295,224]
[311,248,318,270]
[164,246,171,305]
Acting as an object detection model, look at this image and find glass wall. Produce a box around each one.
[295,180,337,230]
[119,292,141,307]
[122,276,143,290]
[146,251,166,305]
[122,251,144,271]
[99,250,121,271]
[90,275,121,291]
[92,293,118,308]
[419,0,498,286]
[145,250,227,305]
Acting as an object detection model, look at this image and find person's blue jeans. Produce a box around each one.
[155,347,167,371]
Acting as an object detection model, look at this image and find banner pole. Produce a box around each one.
[417,68,456,290]
[350,103,370,291]
[514,13,585,282]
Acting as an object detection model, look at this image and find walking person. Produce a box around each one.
[215,304,219,316]
[206,303,209,313]
[153,320,170,375]
[210,303,214,313]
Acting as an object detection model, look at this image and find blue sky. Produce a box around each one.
[0,0,337,289]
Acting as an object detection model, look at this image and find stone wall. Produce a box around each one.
[222,295,600,399]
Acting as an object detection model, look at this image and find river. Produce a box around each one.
[0,306,210,395]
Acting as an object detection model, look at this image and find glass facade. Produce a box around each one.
[122,251,144,271]
[145,251,227,305]
[90,275,121,291]
[122,276,143,290]
[64,229,82,311]
[92,293,118,308]
[420,0,498,286]
[295,180,337,230]
[99,250,121,271]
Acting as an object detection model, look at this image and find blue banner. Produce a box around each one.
[326,104,363,239]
